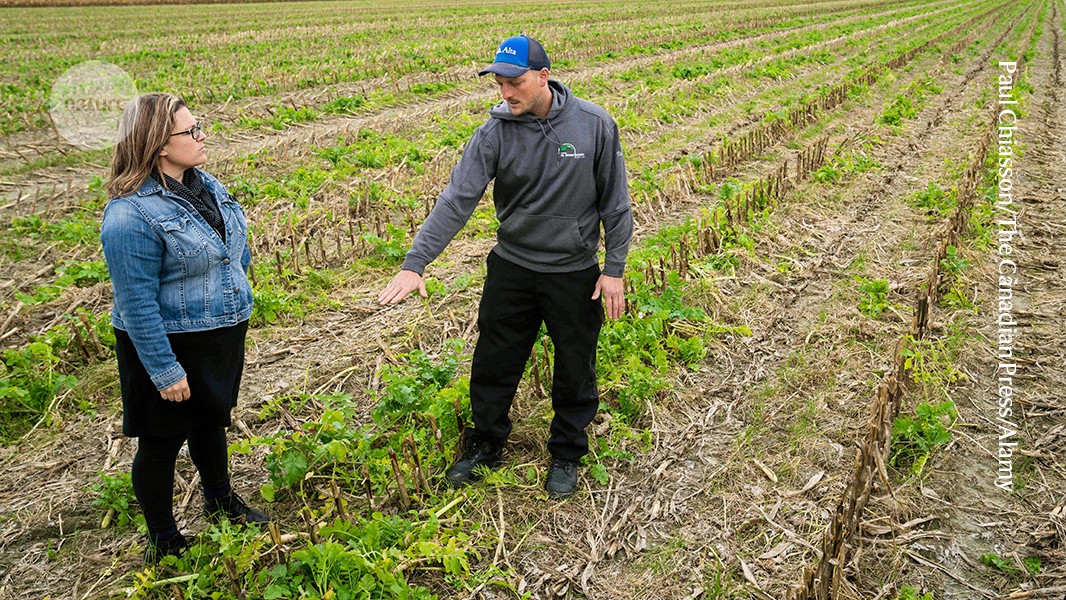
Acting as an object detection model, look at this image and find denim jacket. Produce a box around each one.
[100,169,253,390]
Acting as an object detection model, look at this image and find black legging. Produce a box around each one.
[132,426,230,540]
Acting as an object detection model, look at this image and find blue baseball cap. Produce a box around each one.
[478,35,550,78]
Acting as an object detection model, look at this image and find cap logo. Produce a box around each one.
[479,35,548,77]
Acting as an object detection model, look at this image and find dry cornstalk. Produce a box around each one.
[388,448,410,510]
[225,556,246,600]
[404,435,431,492]
[330,480,348,521]
[268,521,286,565]
[531,348,544,397]
[100,508,115,529]
[426,413,447,458]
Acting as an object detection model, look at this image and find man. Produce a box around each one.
[378,35,632,499]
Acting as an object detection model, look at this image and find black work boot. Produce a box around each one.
[446,438,504,486]
[545,458,579,499]
[144,531,188,564]
[204,491,271,525]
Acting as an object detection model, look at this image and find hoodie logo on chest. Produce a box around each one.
[558,143,585,159]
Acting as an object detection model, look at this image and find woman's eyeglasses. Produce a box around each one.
[170,122,204,138]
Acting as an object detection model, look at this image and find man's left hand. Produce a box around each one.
[592,274,625,319]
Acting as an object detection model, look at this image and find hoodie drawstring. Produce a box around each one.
[537,118,563,151]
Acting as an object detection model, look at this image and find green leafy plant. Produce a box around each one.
[0,342,77,442]
[264,514,469,599]
[16,259,109,306]
[36,308,115,368]
[322,95,365,114]
[978,552,1043,578]
[880,76,942,126]
[897,585,933,600]
[237,343,468,502]
[90,472,145,532]
[940,286,975,311]
[361,223,409,264]
[588,463,610,485]
[136,509,474,599]
[250,262,337,326]
[980,552,1020,575]
[371,342,463,428]
[899,333,964,400]
[237,398,373,499]
[811,163,841,184]
[910,182,955,218]
[890,400,957,475]
[940,244,969,275]
[856,277,890,318]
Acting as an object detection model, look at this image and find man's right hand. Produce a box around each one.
[377,269,427,305]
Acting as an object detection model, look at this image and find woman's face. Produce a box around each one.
[158,106,206,178]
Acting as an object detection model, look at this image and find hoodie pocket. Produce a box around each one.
[497,211,591,258]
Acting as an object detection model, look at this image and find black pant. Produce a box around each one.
[132,426,230,540]
[468,252,603,461]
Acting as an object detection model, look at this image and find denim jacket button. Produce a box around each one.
[223,258,231,265]
[233,288,239,293]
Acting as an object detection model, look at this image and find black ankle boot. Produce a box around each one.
[203,491,271,525]
[545,458,579,499]
[446,438,504,486]
[144,531,188,564]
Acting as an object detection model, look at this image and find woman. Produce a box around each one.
[101,92,269,563]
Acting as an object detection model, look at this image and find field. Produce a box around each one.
[1,0,1065,598]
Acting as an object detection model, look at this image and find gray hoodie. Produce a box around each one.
[401,80,632,277]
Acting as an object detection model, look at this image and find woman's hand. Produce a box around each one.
[160,378,190,402]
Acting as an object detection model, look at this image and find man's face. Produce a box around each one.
[494,69,548,117]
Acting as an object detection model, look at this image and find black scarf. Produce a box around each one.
[155,169,225,241]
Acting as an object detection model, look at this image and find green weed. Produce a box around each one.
[897,585,932,600]
[16,259,109,306]
[940,244,969,275]
[890,400,957,475]
[361,223,408,265]
[250,262,336,327]
[0,342,77,442]
[880,76,942,126]
[261,514,469,598]
[909,182,955,218]
[90,472,144,532]
[980,552,1020,575]
[811,164,841,184]
[939,245,975,311]
[236,342,468,501]
[856,277,891,318]
[322,95,365,114]
[410,81,458,95]
[900,333,964,401]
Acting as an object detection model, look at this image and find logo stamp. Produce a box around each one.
[48,60,138,150]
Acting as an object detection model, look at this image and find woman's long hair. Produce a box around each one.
[107,92,186,198]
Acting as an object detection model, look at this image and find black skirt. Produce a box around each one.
[114,321,248,437]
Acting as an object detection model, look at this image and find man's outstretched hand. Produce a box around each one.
[378,269,427,305]
[592,274,625,319]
